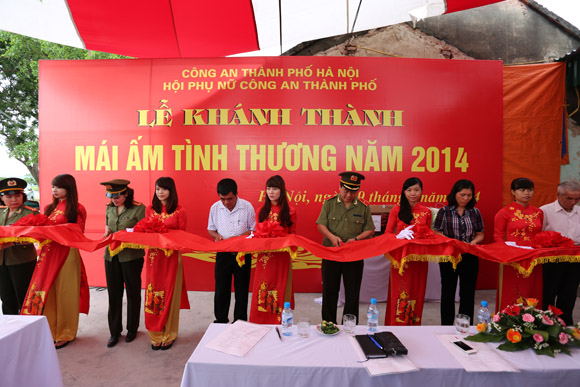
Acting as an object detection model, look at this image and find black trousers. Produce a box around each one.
[214,252,251,323]
[542,262,580,326]
[0,260,36,315]
[321,259,364,324]
[104,257,144,336]
[439,253,479,325]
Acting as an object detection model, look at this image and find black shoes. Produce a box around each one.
[108,332,137,347]
[125,331,137,343]
[55,340,70,349]
[160,340,174,351]
[107,335,119,348]
[151,340,174,351]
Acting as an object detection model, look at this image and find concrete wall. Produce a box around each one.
[415,0,580,64]
[315,23,473,60]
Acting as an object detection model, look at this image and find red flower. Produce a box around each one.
[254,220,285,238]
[548,305,563,316]
[504,305,521,316]
[531,231,574,248]
[12,213,51,226]
[413,224,435,239]
[133,217,168,233]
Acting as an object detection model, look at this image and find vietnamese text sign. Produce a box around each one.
[39,57,503,291]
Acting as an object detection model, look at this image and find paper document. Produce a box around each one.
[436,334,519,372]
[205,320,271,357]
[348,336,419,376]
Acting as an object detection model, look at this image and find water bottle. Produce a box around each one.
[281,302,293,336]
[477,300,491,332]
[367,298,379,333]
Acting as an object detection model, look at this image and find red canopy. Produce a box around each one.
[0,0,504,58]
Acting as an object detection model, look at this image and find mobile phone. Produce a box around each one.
[452,340,477,355]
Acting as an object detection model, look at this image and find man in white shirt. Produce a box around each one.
[208,178,256,323]
[541,180,580,325]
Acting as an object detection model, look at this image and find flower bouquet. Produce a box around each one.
[133,217,168,233]
[465,299,580,357]
[531,231,574,248]
[253,220,285,238]
[12,213,51,226]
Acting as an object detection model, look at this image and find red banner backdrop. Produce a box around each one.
[38,57,503,292]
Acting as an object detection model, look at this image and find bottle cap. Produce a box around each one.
[370,298,377,304]
[284,302,291,308]
[481,300,488,307]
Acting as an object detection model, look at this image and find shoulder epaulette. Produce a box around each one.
[23,206,39,212]
[357,197,370,206]
[0,205,7,209]
[324,194,339,203]
[133,201,144,206]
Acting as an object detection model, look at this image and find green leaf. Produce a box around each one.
[465,333,504,343]
[546,325,562,338]
[524,328,548,341]
[533,347,555,357]
[497,340,528,351]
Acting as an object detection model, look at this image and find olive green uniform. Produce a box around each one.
[0,205,38,314]
[104,202,146,336]
[316,195,374,323]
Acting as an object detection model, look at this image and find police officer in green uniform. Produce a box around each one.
[100,179,146,347]
[0,177,38,315]
[316,172,375,324]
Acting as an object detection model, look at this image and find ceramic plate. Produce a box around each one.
[316,324,340,336]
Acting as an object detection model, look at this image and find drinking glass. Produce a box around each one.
[454,314,470,334]
[298,318,311,338]
[343,314,356,335]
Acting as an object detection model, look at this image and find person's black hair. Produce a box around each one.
[107,187,136,209]
[399,177,423,225]
[44,174,79,223]
[152,177,178,214]
[217,178,238,196]
[258,175,293,228]
[447,179,477,209]
[511,177,534,191]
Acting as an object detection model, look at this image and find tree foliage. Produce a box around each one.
[0,31,127,185]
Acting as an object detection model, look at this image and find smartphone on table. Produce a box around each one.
[452,340,477,355]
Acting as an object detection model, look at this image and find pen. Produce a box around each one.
[275,327,283,341]
[367,334,384,350]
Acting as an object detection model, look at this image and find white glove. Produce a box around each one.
[396,224,415,240]
[505,241,533,250]
[246,231,254,239]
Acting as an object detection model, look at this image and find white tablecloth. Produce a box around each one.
[181,323,580,387]
[0,315,63,387]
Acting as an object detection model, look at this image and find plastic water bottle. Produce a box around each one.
[281,302,293,336]
[477,300,491,332]
[367,298,379,333]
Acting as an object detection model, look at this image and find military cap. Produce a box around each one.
[339,171,365,191]
[100,179,131,198]
[0,177,27,196]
